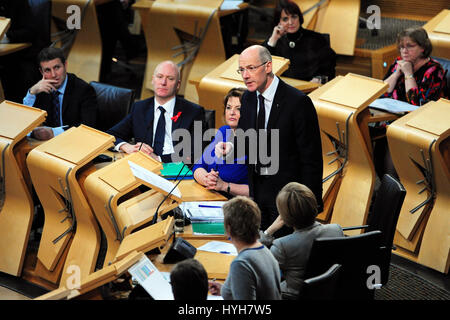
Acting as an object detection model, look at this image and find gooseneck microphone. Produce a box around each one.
[150,160,196,225]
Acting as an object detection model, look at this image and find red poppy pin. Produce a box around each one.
[171,111,182,123]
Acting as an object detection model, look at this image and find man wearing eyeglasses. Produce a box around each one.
[237,45,323,238]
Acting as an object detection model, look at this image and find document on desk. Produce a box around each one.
[128,160,181,198]
[180,201,227,222]
[369,98,419,114]
[197,241,238,256]
[220,0,243,10]
[128,255,174,300]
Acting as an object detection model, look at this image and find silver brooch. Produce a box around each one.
[289,41,296,48]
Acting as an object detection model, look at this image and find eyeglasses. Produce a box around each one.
[237,61,268,74]
[399,43,418,51]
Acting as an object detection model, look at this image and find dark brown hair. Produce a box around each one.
[223,87,245,115]
[37,47,66,66]
[223,196,261,244]
[397,27,432,58]
[274,0,304,27]
[170,258,208,300]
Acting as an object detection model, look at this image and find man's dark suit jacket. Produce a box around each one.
[238,78,324,211]
[32,73,98,128]
[107,96,206,163]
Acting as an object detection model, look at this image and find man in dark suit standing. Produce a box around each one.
[237,45,323,236]
[23,47,97,140]
[108,60,205,163]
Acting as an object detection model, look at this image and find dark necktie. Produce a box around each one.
[256,94,266,173]
[153,106,166,156]
[50,90,61,127]
[257,94,265,130]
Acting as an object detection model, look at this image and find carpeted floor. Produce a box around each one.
[357,17,426,50]
[375,264,450,300]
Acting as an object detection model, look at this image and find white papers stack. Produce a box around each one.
[128,255,174,300]
[180,201,226,223]
[369,98,419,114]
[197,241,238,256]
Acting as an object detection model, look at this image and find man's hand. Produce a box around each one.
[29,75,59,95]
[208,280,222,296]
[119,142,154,155]
[31,127,54,141]
[215,142,233,159]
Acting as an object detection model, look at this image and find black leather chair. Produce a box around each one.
[304,230,383,300]
[343,174,406,285]
[299,264,342,300]
[89,81,135,132]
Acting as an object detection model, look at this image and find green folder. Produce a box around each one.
[191,222,225,235]
[160,162,193,178]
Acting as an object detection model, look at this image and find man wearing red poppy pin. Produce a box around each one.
[108,60,206,163]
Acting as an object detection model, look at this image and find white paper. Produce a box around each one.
[369,98,419,114]
[220,0,243,10]
[128,255,174,300]
[180,201,226,222]
[197,241,238,256]
[128,161,181,198]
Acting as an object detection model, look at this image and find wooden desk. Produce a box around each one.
[51,0,102,82]
[387,98,450,273]
[423,9,450,59]
[133,0,248,102]
[0,101,46,276]
[26,125,114,286]
[153,239,234,281]
[308,74,388,231]
[0,43,32,57]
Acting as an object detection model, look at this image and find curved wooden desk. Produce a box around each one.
[134,0,232,102]
[0,101,46,276]
[26,125,114,286]
[83,151,178,267]
[423,9,450,59]
[387,98,450,273]
[52,0,102,82]
[308,74,388,233]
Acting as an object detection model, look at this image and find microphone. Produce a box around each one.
[150,160,197,225]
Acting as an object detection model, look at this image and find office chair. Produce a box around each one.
[89,81,135,132]
[343,174,406,285]
[299,263,342,300]
[304,230,383,300]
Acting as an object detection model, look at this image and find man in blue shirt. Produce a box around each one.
[23,47,97,140]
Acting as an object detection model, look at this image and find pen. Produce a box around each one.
[198,205,222,209]
[219,251,231,254]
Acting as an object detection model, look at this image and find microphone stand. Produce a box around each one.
[150,161,196,225]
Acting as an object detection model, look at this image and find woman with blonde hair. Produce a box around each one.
[270,182,343,299]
